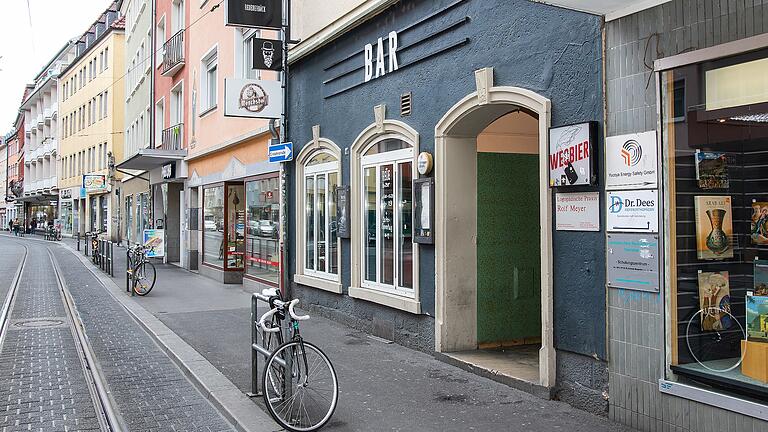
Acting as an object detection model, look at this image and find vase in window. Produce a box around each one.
[706,209,729,255]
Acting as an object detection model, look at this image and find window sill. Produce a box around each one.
[658,378,768,421]
[199,105,217,118]
[348,286,421,314]
[294,274,342,294]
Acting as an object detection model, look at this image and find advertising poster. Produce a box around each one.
[555,192,600,231]
[605,131,658,190]
[694,195,733,260]
[751,201,768,245]
[695,150,729,190]
[606,233,659,292]
[548,122,595,187]
[697,271,732,331]
[748,260,768,341]
[142,229,165,258]
[83,174,107,191]
[606,189,659,233]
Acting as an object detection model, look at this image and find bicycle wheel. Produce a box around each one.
[262,340,338,432]
[133,261,157,296]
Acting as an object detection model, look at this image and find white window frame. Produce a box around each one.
[236,28,262,80]
[303,156,340,282]
[200,45,218,115]
[155,97,165,146]
[359,144,414,297]
[156,15,166,66]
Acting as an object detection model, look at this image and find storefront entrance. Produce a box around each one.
[435,70,555,392]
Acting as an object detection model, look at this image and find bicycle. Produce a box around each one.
[255,290,338,431]
[126,243,157,296]
[87,230,102,264]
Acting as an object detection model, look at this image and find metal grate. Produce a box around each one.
[400,92,412,116]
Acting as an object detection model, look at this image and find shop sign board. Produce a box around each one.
[555,192,600,231]
[605,131,658,190]
[225,0,282,29]
[83,174,107,191]
[548,122,597,187]
[268,141,293,163]
[60,189,72,199]
[162,163,176,179]
[364,31,399,82]
[336,185,350,238]
[606,189,659,233]
[142,229,165,258]
[607,233,659,292]
[252,38,283,71]
[224,78,282,119]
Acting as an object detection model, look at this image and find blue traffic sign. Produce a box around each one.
[268,142,293,163]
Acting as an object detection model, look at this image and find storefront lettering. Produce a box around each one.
[364,31,399,82]
[549,140,590,170]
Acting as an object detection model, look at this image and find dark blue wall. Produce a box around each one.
[287,0,606,359]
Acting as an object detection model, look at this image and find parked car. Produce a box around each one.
[258,220,278,238]
[204,216,217,231]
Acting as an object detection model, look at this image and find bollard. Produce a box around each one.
[76,232,80,251]
[109,242,114,277]
[249,295,259,396]
[126,248,130,293]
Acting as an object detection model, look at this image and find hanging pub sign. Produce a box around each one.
[548,121,597,187]
[252,38,283,71]
[225,0,282,30]
[224,78,282,119]
[162,162,176,180]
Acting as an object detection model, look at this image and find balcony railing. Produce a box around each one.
[161,123,184,150]
[162,30,185,76]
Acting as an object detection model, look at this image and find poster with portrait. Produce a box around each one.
[698,271,732,331]
[751,201,768,245]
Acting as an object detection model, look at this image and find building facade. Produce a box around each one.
[184,2,280,283]
[58,4,125,240]
[118,0,154,246]
[5,109,26,227]
[19,43,76,232]
[603,0,768,430]
[286,0,607,412]
[0,137,7,229]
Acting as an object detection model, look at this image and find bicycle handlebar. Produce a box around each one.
[254,289,310,332]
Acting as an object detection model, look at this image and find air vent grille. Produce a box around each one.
[400,92,412,117]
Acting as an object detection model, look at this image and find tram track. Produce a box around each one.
[48,246,126,432]
[0,240,28,348]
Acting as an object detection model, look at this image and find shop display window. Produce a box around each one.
[203,186,225,267]
[226,184,246,269]
[245,175,280,284]
[125,195,133,242]
[304,152,339,281]
[360,138,414,295]
[661,48,768,398]
[61,201,73,235]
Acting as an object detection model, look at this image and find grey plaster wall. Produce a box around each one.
[605,1,768,430]
[287,0,608,411]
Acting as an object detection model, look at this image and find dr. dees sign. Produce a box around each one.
[549,121,597,187]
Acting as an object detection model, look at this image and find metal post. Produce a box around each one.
[248,295,260,397]
[77,231,80,251]
[110,242,114,277]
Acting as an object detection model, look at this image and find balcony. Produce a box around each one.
[36,112,43,127]
[161,30,185,76]
[44,108,52,123]
[161,123,184,150]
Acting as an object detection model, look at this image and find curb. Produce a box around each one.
[55,239,277,432]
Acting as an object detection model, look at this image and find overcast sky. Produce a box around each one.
[0,0,114,134]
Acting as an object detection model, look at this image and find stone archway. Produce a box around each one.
[434,68,555,388]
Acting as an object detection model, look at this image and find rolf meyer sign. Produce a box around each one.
[548,122,597,187]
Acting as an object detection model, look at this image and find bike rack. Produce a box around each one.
[249,291,289,397]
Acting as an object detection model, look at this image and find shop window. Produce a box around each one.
[126,195,133,243]
[360,138,413,295]
[100,196,108,233]
[203,186,224,267]
[661,48,768,399]
[226,184,246,269]
[245,175,279,284]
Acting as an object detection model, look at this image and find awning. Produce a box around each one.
[116,148,187,171]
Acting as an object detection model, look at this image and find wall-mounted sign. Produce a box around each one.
[60,189,72,199]
[225,0,282,29]
[142,229,165,258]
[336,185,350,238]
[606,189,659,233]
[548,121,597,187]
[162,163,176,180]
[555,192,600,231]
[364,31,399,83]
[607,233,659,292]
[605,131,658,190]
[252,38,283,71]
[83,174,107,191]
[414,177,435,244]
[224,78,282,119]
[417,152,433,175]
[268,141,293,163]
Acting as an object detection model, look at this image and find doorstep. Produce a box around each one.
[434,350,554,400]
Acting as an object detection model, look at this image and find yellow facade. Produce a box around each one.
[58,26,125,236]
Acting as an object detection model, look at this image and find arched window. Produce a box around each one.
[295,139,342,293]
[360,138,413,294]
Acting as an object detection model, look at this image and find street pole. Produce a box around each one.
[279,0,291,300]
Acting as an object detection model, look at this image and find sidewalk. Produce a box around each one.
[58,236,635,432]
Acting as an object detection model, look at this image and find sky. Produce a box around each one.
[0,0,114,134]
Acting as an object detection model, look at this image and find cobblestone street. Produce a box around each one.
[0,236,241,432]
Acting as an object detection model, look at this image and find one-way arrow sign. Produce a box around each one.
[268,142,293,163]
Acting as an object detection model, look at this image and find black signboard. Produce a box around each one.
[226,0,282,30]
[252,37,283,71]
[336,185,350,238]
[162,163,176,180]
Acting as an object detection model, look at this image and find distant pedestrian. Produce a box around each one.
[12,218,19,236]
[30,218,37,234]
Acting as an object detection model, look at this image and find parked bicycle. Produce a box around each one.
[255,289,338,432]
[87,231,103,264]
[126,243,156,296]
[45,224,62,241]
